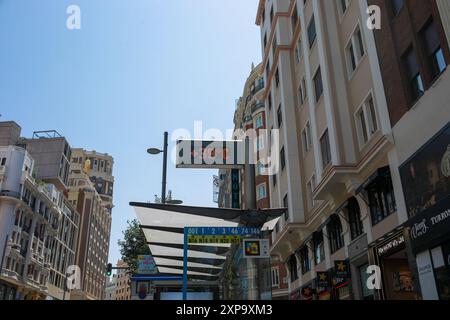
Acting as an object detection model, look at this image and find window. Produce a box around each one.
[277,104,282,128]
[295,39,302,64]
[272,37,277,56]
[391,0,404,17]
[301,78,307,103]
[271,268,280,288]
[403,48,424,103]
[308,16,316,48]
[1,158,6,166]
[263,33,267,50]
[422,20,447,80]
[256,162,266,176]
[302,121,312,154]
[313,231,325,265]
[367,168,397,225]
[288,255,298,282]
[356,94,378,147]
[347,197,363,240]
[299,78,307,106]
[255,115,263,129]
[280,147,286,171]
[270,6,274,26]
[339,0,349,15]
[257,184,266,200]
[275,68,280,87]
[346,26,365,76]
[327,215,344,254]
[272,174,277,187]
[283,194,289,220]
[268,92,272,110]
[300,246,310,274]
[307,175,316,209]
[313,67,323,103]
[291,5,298,33]
[320,129,331,169]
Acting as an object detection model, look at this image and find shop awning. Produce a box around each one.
[130,202,286,280]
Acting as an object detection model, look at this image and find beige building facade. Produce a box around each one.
[255,0,410,300]
[68,149,114,300]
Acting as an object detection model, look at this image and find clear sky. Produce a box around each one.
[0,0,262,265]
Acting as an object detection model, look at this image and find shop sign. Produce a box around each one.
[301,285,314,300]
[333,260,350,287]
[316,273,331,300]
[376,234,405,257]
[399,123,450,219]
[242,239,270,258]
[316,272,330,288]
[231,169,240,209]
[176,139,244,169]
[137,255,157,275]
[407,195,450,253]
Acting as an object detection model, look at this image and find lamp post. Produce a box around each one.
[148,132,169,204]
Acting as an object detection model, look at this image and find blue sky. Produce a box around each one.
[0,0,261,265]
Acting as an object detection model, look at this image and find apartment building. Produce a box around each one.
[218,63,289,299]
[68,148,113,300]
[104,277,116,300]
[0,122,79,300]
[367,0,450,300]
[113,260,130,300]
[255,0,408,300]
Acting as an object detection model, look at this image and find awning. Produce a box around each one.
[130,202,286,280]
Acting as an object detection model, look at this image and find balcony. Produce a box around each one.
[251,101,265,114]
[0,190,21,199]
[21,170,35,185]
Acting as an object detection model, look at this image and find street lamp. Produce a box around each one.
[147,132,169,204]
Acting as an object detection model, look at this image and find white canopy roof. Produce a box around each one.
[131,202,286,280]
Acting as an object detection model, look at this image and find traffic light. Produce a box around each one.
[106,263,112,276]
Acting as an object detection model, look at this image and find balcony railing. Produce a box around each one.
[0,190,21,199]
[251,102,265,113]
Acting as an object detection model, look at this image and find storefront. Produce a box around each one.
[400,122,450,300]
[405,195,450,300]
[368,228,418,300]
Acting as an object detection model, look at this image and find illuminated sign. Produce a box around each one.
[137,255,157,275]
[188,235,241,244]
[242,239,270,258]
[176,140,245,169]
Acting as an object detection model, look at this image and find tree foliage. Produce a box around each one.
[117,219,150,273]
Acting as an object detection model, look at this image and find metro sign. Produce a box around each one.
[176,139,245,169]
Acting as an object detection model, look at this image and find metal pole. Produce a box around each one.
[182,227,188,300]
[244,137,259,300]
[162,132,168,204]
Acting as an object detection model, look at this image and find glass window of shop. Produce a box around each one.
[431,242,450,300]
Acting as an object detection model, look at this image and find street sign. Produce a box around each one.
[242,239,270,258]
[188,235,242,244]
[186,227,261,236]
[137,255,157,274]
[176,140,245,169]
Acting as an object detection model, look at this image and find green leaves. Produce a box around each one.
[117,219,150,274]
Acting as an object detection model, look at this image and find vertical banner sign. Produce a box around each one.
[213,175,220,203]
[231,169,240,209]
